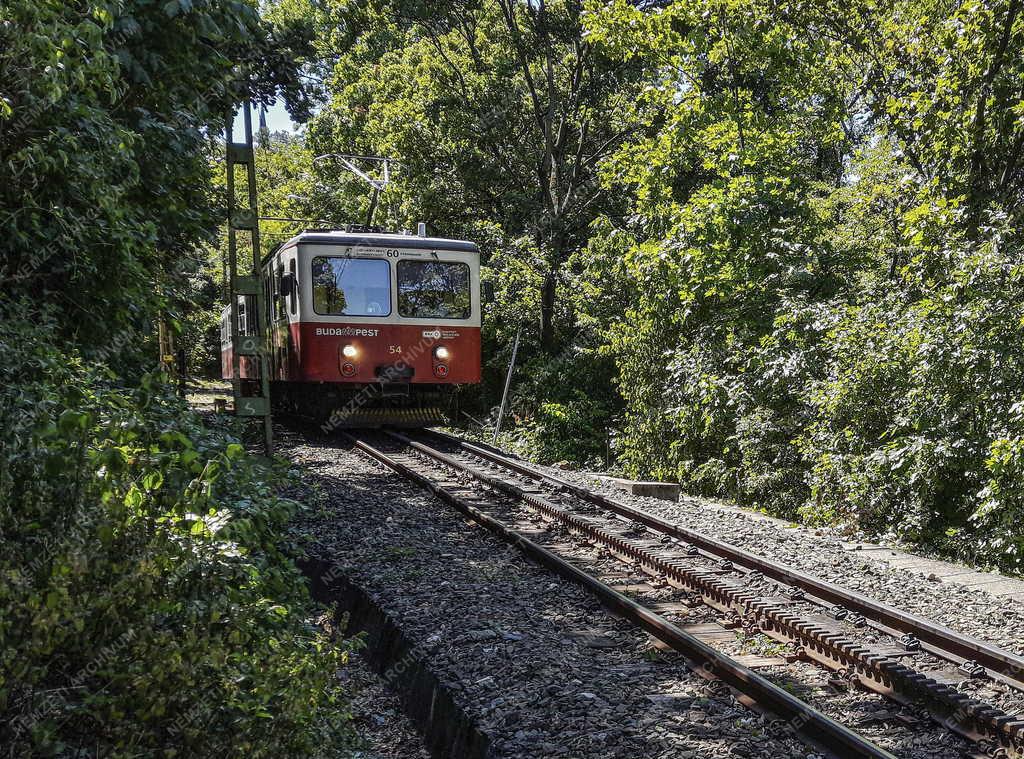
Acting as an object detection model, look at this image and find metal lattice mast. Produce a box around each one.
[225,100,273,455]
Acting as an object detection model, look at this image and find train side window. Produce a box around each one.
[289,259,297,316]
[274,267,286,321]
[264,275,272,328]
[397,260,471,319]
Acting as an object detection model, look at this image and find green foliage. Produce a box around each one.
[0,306,356,756]
[494,342,620,467]
[808,0,1024,232]
[799,216,1024,563]
[0,0,311,355]
[178,261,225,377]
[1,1,359,754]
[587,0,851,513]
[578,0,1024,571]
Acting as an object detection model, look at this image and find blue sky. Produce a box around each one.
[231,99,300,136]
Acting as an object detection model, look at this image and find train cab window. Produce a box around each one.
[397,260,471,319]
[311,257,391,316]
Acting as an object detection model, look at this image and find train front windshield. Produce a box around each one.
[312,257,391,316]
[397,260,471,319]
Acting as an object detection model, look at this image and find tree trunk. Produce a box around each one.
[539,269,556,352]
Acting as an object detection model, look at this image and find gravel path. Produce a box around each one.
[282,431,819,759]
[528,464,1024,658]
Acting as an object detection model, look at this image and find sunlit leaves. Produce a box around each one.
[579,0,1024,572]
[1,0,309,351]
[0,312,356,753]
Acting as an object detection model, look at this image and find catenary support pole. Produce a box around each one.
[493,324,522,444]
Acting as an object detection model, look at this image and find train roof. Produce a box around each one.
[271,230,480,256]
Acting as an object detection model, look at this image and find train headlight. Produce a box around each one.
[342,344,358,358]
[434,345,451,361]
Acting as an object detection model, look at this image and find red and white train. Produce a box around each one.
[221,228,481,425]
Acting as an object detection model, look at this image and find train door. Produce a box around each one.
[285,256,300,377]
[270,259,289,380]
[231,295,259,381]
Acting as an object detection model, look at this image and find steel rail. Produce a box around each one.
[343,431,898,759]
[426,429,1024,690]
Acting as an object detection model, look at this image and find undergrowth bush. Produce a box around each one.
[800,235,1024,571]
[498,346,619,468]
[0,309,356,757]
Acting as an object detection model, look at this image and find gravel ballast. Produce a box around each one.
[410,433,1009,757]
[339,648,433,759]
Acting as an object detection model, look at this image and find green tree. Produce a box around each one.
[302,0,642,351]
[582,0,1024,570]
[1,2,365,755]
[806,0,1024,237]
[0,0,312,354]
[584,0,854,510]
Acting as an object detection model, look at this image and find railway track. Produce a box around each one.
[342,427,1024,759]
